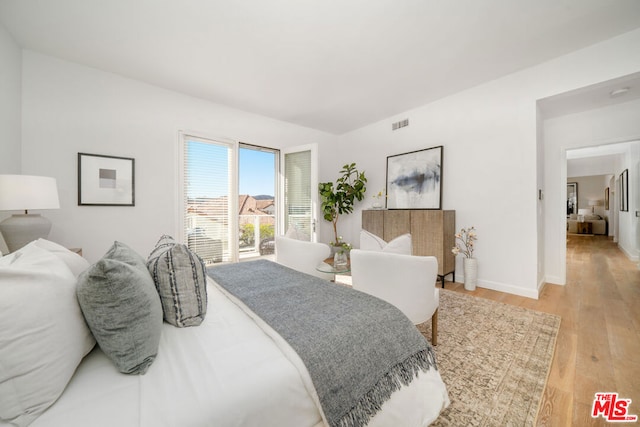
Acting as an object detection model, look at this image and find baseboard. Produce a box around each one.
[537,278,547,295]
[544,275,565,285]
[476,279,539,300]
[618,243,640,262]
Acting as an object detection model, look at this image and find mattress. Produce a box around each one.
[17,278,448,427]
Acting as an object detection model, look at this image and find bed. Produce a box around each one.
[0,239,449,427]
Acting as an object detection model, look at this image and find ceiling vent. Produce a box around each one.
[392,118,409,131]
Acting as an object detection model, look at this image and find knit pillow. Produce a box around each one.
[76,241,163,375]
[147,235,208,327]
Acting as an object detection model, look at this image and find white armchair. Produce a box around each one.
[275,236,332,280]
[350,249,440,345]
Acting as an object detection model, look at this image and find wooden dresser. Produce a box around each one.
[362,209,456,287]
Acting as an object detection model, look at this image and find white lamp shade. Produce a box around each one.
[0,175,60,211]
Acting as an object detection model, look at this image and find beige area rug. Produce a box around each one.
[418,289,561,427]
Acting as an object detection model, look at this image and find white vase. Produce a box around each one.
[463,258,477,291]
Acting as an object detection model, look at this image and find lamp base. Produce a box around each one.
[0,214,52,253]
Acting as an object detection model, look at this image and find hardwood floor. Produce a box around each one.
[446,235,640,426]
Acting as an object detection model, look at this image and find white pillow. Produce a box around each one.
[0,244,95,427]
[360,230,412,255]
[360,229,387,251]
[30,239,90,277]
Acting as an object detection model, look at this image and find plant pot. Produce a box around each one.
[463,258,477,291]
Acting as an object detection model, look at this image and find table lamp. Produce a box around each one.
[588,199,603,214]
[0,175,60,253]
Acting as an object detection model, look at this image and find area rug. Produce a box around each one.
[417,289,561,427]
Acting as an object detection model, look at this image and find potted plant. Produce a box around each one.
[451,226,478,291]
[318,163,367,251]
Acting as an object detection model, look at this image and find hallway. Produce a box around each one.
[448,235,640,425]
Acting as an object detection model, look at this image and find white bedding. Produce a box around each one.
[18,278,448,427]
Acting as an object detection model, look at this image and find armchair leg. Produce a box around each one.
[431,309,438,346]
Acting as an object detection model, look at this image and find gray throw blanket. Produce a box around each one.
[207,260,438,427]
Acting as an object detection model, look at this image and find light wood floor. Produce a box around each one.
[446,235,640,426]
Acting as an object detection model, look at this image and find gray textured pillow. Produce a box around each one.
[77,241,163,374]
[147,235,207,327]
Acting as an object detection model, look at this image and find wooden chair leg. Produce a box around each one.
[431,309,438,346]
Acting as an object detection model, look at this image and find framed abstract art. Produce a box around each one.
[386,146,442,209]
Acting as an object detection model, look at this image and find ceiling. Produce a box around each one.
[539,72,640,120]
[543,73,640,161]
[2,0,640,134]
[567,142,631,160]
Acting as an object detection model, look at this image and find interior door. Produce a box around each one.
[281,144,318,242]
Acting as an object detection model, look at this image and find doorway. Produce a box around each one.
[238,143,278,259]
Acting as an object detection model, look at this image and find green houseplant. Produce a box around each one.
[318,163,367,247]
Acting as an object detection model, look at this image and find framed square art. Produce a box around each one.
[386,146,443,209]
[78,153,135,206]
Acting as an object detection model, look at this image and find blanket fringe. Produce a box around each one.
[336,347,438,427]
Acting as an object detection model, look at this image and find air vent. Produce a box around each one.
[392,118,409,131]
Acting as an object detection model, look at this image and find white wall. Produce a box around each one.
[321,28,640,299]
[536,106,545,287]
[325,80,539,298]
[0,23,21,173]
[0,23,22,254]
[568,155,618,178]
[617,142,640,262]
[632,142,640,264]
[21,51,335,262]
[544,100,640,282]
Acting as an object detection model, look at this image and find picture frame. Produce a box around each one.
[386,146,442,209]
[567,182,578,216]
[619,169,628,212]
[605,187,609,210]
[78,153,135,206]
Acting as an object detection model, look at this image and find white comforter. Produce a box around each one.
[24,279,448,427]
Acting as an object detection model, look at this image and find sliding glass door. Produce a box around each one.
[180,133,238,264]
[180,134,318,263]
